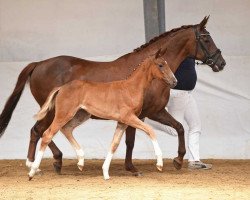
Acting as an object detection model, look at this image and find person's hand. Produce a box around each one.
[144,118,178,136]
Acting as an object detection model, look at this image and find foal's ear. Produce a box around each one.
[155,48,162,59]
[199,15,210,30]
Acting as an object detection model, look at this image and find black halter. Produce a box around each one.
[193,27,222,67]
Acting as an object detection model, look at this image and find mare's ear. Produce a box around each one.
[155,48,162,59]
[199,15,210,30]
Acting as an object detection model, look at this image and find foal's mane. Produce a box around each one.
[133,25,194,52]
[124,56,155,80]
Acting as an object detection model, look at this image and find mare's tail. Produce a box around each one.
[34,87,61,121]
[0,63,37,138]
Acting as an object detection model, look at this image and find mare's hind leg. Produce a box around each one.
[126,115,163,171]
[102,122,128,180]
[26,111,63,174]
[61,110,91,171]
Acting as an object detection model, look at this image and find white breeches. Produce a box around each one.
[146,89,202,161]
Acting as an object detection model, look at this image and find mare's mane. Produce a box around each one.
[133,25,195,52]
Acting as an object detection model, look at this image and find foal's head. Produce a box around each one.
[150,48,177,88]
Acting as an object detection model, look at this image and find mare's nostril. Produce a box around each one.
[221,61,226,67]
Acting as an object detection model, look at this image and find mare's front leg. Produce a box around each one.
[149,109,186,170]
[124,126,142,176]
[26,111,63,174]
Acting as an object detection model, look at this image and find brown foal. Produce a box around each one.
[28,49,177,180]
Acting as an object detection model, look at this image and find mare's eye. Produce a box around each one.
[204,39,210,43]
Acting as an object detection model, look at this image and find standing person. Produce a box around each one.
[146,58,212,169]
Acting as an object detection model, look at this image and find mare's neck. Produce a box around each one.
[160,28,196,73]
[115,27,195,76]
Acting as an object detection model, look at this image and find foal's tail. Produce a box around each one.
[34,87,61,121]
[0,63,37,138]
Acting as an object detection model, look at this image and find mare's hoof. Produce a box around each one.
[77,164,84,171]
[53,162,62,174]
[156,165,163,172]
[28,176,33,181]
[132,171,143,177]
[125,165,143,176]
[173,157,183,170]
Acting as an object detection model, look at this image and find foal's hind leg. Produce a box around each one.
[29,107,79,180]
[28,121,63,180]
[61,110,91,171]
[126,115,163,171]
[102,122,128,180]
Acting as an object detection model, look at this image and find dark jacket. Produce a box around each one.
[174,58,197,91]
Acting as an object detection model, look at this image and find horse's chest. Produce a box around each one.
[141,81,170,116]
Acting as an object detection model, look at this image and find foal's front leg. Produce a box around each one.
[102,122,127,180]
[126,116,163,171]
[149,108,186,170]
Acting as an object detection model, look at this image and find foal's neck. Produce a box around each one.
[125,58,155,91]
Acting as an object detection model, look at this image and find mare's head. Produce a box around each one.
[192,16,226,72]
[151,48,177,88]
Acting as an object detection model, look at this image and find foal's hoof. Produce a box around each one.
[28,176,33,181]
[103,175,110,180]
[173,157,183,170]
[53,162,62,174]
[103,172,110,180]
[77,164,84,171]
[156,165,163,172]
[35,169,44,176]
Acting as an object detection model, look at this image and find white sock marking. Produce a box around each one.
[102,152,113,180]
[76,149,84,166]
[26,159,33,168]
[28,150,44,177]
[152,140,163,166]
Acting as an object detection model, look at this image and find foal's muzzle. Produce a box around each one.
[164,77,178,88]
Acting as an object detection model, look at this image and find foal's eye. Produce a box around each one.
[158,64,163,68]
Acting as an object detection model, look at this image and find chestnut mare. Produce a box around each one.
[28,49,176,180]
[0,17,226,175]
